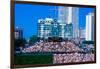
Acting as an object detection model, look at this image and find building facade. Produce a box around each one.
[15,27,23,39]
[38,17,73,39]
[86,12,94,41]
[79,28,86,39]
[38,18,53,39]
[51,19,59,37]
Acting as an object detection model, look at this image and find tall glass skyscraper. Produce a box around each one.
[58,6,69,38]
[58,6,79,38]
[86,12,94,41]
[72,7,79,38]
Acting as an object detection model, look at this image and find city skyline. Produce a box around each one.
[15,4,95,39]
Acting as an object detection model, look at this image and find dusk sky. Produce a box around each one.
[15,4,94,39]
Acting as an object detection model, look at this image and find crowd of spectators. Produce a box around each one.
[21,40,82,53]
[19,39,94,63]
[53,53,94,64]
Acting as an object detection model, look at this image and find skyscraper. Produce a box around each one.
[15,27,23,39]
[44,18,53,39]
[79,28,86,39]
[51,19,59,37]
[58,6,79,38]
[38,19,44,38]
[38,18,53,39]
[86,12,94,41]
[72,7,79,38]
[58,6,69,24]
[59,23,67,38]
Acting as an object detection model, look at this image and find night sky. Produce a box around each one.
[15,4,94,39]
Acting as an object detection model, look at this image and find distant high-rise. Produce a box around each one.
[72,7,79,38]
[51,19,59,37]
[15,27,23,39]
[86,12,94,41]
[38,19,45,38]
[58,7,69,24]
[65,23,73,38]
[79,28,86,39]
[38,18,53,39]
[58,6,79,38]
[58,23,67,38]
[38,18,73,39]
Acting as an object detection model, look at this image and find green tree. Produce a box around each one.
[82,41,94,44]
[29,35,39,45]
[15,38,27,47]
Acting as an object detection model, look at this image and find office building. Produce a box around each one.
[86,12,94,41]
[15,27,23,39]
[38,18,53,39]
[79,28,86,39]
